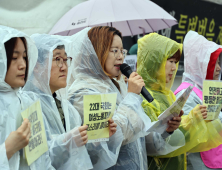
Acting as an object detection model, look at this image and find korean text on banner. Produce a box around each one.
[124,55,137,71]
[83,93,117,143]
[203,80,222,120]
[21,100,48,166]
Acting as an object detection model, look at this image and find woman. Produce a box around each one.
[137,32,222,170]
[0,25,54,169]
[175,30,222,170]
[52,34,122,170]
[22,33,93,170]
[68,26,185,170]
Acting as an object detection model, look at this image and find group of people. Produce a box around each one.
[0,24,222,170]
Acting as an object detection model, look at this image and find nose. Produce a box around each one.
[18,57,26,70]
[60,61,67,72]
[218,65,221,71]
[172,63,177,71]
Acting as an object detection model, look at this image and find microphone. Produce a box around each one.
[120,63,154,103]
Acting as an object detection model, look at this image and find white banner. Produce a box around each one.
[124,55,137,72]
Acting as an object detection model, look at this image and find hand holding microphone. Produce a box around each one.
[120,63,154,103]
[128,72,145,95]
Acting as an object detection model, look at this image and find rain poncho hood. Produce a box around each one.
[137,32,183,120]
[183,30,222,89]
[67,27,186,170]
[0,25,54,170]
[23,33,93,170]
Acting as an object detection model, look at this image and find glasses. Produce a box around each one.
[110,48,127,59]
[54,57,72,67]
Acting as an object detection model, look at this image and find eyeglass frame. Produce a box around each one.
[53,56,72,68]
[110,47,128,59]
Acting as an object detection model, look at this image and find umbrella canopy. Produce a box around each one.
[49,0,177,36]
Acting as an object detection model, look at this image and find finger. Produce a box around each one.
[200,108,207,113]
[133,75,143,81]
[78,125,88,132]
[80,130,87,137]
[203,116,208,119]
[24,123,31,136]
[129,72,137,78]
[19,119,29,131]
[172,117,181,122]
[202,112,207,116]
[108,119,114,124]
[199,105,207,109]
[82,135,88,142]
[83,138,88,145]
[27,131,31,139]
[168,121,181,126]
[110,123,117,128]
[110,127,117,131]
[179,110,184,117]
[168,124,180,129]
[110,128,117,133]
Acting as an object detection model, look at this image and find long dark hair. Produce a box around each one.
[4,37,29,82]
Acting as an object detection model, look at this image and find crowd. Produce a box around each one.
[0,25,222,170]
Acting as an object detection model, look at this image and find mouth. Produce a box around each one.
[17,74,25,78]
[169,74,173,77]
[114,64,121,70]
[59,75,66,78]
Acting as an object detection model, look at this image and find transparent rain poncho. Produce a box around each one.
[137,32,221,170]
[22,33,93,170]
[67,27,185,170]
[175,30,222,170]
[0,25,55,170]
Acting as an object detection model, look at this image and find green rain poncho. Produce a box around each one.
[137,33,222,170]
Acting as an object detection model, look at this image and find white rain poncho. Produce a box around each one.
[176,30,222,170]
[67,27,184,170]
[0,25,55,170]
[50,34,123,170]
[22,33,93,170]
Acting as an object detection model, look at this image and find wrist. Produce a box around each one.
[5,141,15,160]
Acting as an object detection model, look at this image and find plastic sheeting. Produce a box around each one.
[22,33,93,170]
[176,30,222,170]
[0,25,55,170]
[137,32,222,170]
[52,34,123,170]
[67,27,185,170]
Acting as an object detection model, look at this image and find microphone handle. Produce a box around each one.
[141,86,154,103]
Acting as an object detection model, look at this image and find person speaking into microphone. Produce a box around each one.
[68,26,185,170]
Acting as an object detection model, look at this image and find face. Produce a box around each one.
[49,48,68,94]
[105,35,124,78]
[213,57,221,80]
[165,58,177,83]
[5,38,27,88]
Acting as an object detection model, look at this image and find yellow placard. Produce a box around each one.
[203,80,222,120]
[21,100,48,165]
[83,93,117,143]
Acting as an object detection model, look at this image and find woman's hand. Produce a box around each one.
[166,110,183,133]
[108,119,117,137]
[199,105,207,119]
[5,118,31,160]
[127,72,145,95]
[78,125,88,145]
